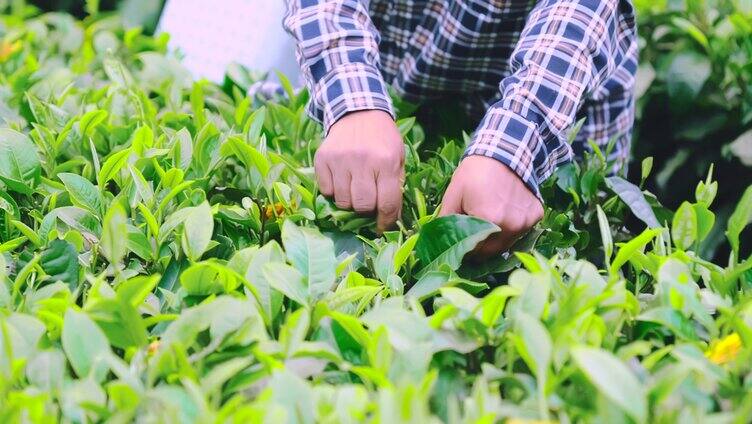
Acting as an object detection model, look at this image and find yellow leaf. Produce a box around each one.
[705,333,742,365]
[0,40,21,62]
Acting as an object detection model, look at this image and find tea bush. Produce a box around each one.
[633,0,752,260]
[0,3,751,424]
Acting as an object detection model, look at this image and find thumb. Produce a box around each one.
[439,181,462,217]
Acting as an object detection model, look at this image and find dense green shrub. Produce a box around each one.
[633,0,752,259]
[0,3,750,423]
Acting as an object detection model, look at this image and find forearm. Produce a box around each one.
[466,0,634,197]
[283,0,394,132]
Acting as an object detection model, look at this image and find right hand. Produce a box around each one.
[315,110,405,232]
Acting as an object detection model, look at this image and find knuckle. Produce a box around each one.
[353,203,375,213]
[314,152,328,168]
[350,148,369,162]
[504,217,528,234]
[352,195,375,212]
[335,200,352,209]
[465,206,502,224]
[378,201,399,216]
[379,150,401,165]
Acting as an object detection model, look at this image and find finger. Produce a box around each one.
[471,214,528,258]
[439,181,462,216]
[376,174,402,232]
[472,232,516,259]
[314,156,334,197]
[332,169,352,209]
[351,170,377,214]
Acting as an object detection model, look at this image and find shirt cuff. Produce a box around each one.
[464,108,573,201]
[310,62,395,133]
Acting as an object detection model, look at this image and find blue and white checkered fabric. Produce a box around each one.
[284,0,638,197]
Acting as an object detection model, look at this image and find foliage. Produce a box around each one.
[633,0,752,260]
[0,4,751,424]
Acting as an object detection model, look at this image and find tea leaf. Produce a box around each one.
[610,228,662,273]
[62,309,111,382]
[98,148,131,187]
[727,185,752,256]
[40,239,79,289]
[180,202,214,262]
[281,221,336,301]
[415,215,499,278]
[606,176,660,228]
[264,262,309,307]
[100,202,128,265]
[672,201,697,250]
[180,260,241,295]
[572,347,647,424]
[0,128,41,194]
[59,172,102,216]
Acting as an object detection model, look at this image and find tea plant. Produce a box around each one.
[0,5,751,424]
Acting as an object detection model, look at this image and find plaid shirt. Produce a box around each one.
[283,0,638,197]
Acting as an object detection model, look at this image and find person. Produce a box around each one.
[283,0,637,256]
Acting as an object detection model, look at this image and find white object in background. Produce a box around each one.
[158,0,300,83]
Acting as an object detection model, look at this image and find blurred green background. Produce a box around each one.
[15,0,752,260]
[26,0,164,31]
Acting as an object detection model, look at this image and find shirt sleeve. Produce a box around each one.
[283,0,394,133]
[465,0,636,199]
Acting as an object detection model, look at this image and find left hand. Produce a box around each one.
[439,155,544,258]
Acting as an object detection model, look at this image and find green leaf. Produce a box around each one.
[117,275,160,307]
[85,0,100,16]
[670,17,709,50]
[180,260,241,295]
[571,347,647,424]
[610,228,662,274]
[513,311,551,402]
[128,165,154,206]
[246,106,266,143]
[79,109,107,137]
[39,206,101,244]
[100,202,128,265]
[727,185,752,256]
[98,148,131,188]
[0,128,41,195]
[201,357,253,395]
[672,201,697,250]
[406,270,459,301]
[59,172,103,216]
[180,202,214,262]
[127,225,152,260]
[263,262,309,307]
[693,203,715,243]
[605,176,660,228]
[664,51,711,114]
[596,205,613,264]
[281,221,336,301]
[40,239,79,289]
[640,157,653,183]
[394,234,418,271]
[62,309,111,382]
[86,297,148,349]
[241,242,286,323]
[279,307,310,355]
[638,307,698,341]
[415,215,499,278]
[26,349,65,391]
[220,136,270,177]
[190,81,207,128]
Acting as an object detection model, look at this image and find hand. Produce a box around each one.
[315,110,405,232]
[440,155,544,258]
